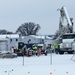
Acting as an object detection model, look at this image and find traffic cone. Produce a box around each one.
[22,63,24,66]
[28,72,30,74]
[26,52,28,57]
[8,73,9,75]
[66,71,68,74]
[50,72,52,75]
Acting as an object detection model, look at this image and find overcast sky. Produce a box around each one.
[0,0,75,35]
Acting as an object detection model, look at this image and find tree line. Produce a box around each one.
[0,22,41,36]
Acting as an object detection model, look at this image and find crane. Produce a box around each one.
[58,6,73,36]
[55,6,74,54]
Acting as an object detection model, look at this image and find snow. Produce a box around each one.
[0,34,19,38]
[0,53,75,75]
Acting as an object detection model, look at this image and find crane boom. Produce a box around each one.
[58,6,73,36]
[62,6,72,26]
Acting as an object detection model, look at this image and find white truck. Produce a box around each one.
[56,6,74,54]
[59,33,74,54]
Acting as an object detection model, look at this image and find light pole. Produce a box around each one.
[22,46,24,66]
[48,44,52,65]
[18,32,25,66]
[50,48,52,65]
[22,45,26,66]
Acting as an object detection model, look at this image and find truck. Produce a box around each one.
[59,33,74,54]
[56,6,74,54]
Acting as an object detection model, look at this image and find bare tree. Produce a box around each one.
[16,22,41,36]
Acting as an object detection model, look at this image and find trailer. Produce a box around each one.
[0,38,8,53]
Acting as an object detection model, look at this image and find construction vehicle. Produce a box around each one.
[59,33,74,54]
[56,6,74,54]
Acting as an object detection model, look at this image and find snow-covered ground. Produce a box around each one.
[0,53,75,75]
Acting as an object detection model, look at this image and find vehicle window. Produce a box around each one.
[62,34,75,39]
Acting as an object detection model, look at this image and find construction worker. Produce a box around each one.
[32,45,37,51]
[54,43,59,54]
[32,45,38,55]
[37,48,42,56]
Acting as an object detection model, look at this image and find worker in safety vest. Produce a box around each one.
[32,45,37,51]
[54,43,59,54]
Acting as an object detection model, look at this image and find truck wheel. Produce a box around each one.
[55,50,59,54]
[36,53,37,55]
[45,51,47,56]
[68,51,73,54]
[59,51,64,54]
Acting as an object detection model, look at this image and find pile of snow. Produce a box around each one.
[0,51,17,58]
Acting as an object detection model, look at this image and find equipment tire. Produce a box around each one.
[68,51,74,54]
[55,50,59,54]
[59,51,64,54]
[45,51,47,56]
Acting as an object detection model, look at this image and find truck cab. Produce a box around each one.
[59,33,74,54]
